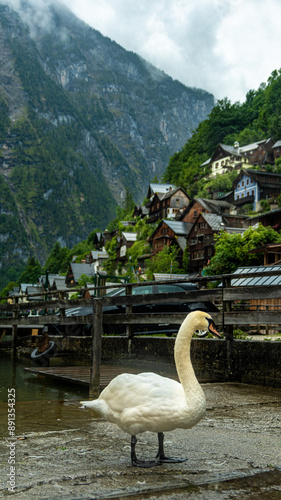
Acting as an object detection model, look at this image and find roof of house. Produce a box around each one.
[273,140,281,148]
[160,186,189,201]
[148,183,176,198]
[231,265,281,286]
[122,232,138,242]
[133,205,149,215]
[232,169,281,189]
[202,213,225,231]
[164,220,193,236]
[52,276,67,291]
[196,198,235,213]
[19,283,33,293]
[176,236,188,251]
[70,263,96,282]
[26,285,44,299]
[200,157,211,167]
[238,139,272,153]
[210,144,247,162]
[247,208,281,223]
[202,213,245,234]
[91,250,109,260]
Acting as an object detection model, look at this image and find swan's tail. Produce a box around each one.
[80,400,97,408]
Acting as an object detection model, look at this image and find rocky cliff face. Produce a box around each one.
[0,0,214,287]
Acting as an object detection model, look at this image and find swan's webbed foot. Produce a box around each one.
[156,455,188,464]
[131,435,162,468]
[156,432,188,464]
[132,457,162,468]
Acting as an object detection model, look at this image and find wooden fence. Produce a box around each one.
[1,269,281,396]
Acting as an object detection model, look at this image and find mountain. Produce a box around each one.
[0,0,214,288]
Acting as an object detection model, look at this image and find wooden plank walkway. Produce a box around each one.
[24,365,179,390]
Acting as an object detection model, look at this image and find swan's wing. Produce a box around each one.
[100,372,183,412]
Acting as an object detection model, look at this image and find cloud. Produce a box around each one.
[2,0,281,102]
[0,0,58,35]
[61,0,281,103]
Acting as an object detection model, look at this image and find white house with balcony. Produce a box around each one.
[203,139,275,178]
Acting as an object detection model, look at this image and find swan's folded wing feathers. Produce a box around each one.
[100,372,183,411]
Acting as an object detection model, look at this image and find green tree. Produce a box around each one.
[0,282,18,302]
[43,242,70,274]
[145,246,183,279]
[18,257,42,284]
[203,225,281,276]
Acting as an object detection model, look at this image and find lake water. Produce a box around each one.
[0,353,88,404]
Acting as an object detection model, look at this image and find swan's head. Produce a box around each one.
[186,310,221,338]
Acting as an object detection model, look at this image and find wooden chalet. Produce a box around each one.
[132,205,149,218]
[117,232,138,263]
[248,243,281,266]
[146,183,176,199]
[247,208,281,232]
[83,250,109,269]
[272,140,281,161]
[188,213,245,274]
[65,263,96,287]
[149,220,192,266]
[147,187,190,223]
[205,139,275,178]
[179,198,245,228]
[232,169,281,211]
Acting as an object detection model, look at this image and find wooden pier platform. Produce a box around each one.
[24,365,178,390]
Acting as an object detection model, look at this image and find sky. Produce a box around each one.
[3,0,281,103]
[59,0,281,103]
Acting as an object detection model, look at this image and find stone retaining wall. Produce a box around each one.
[49,335,281,388]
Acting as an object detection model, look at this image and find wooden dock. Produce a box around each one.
[24,365,178,390]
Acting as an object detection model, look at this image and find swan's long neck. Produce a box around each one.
[174,316,200,396]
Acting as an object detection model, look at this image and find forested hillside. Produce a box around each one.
[0,0,214,289]
[164,70,281,197]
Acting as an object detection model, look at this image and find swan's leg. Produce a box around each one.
[130,435,161,468]
[156,432,188,464]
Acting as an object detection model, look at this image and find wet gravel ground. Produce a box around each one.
[1,382,281,499]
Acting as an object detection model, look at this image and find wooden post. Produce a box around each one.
[11,297,19,359]
[89,298,103,398]
[125,284,133,354]
[222,277,234,380]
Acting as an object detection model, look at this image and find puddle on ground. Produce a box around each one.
[0,353,91,438]
[0,398,97,438]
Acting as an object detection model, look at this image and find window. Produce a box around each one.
[238,184,240,188]
[242,181,244,187]
[193,210,197,217]
[252,190,254,196]
[246,179,249,185]
[192,251,204,260]
[237,194,240,199]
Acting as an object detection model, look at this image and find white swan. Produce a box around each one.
[80,310,221,467]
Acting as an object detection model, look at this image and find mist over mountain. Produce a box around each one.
[0,0,214,287]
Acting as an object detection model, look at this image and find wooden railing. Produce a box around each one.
[1,269,281,395]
